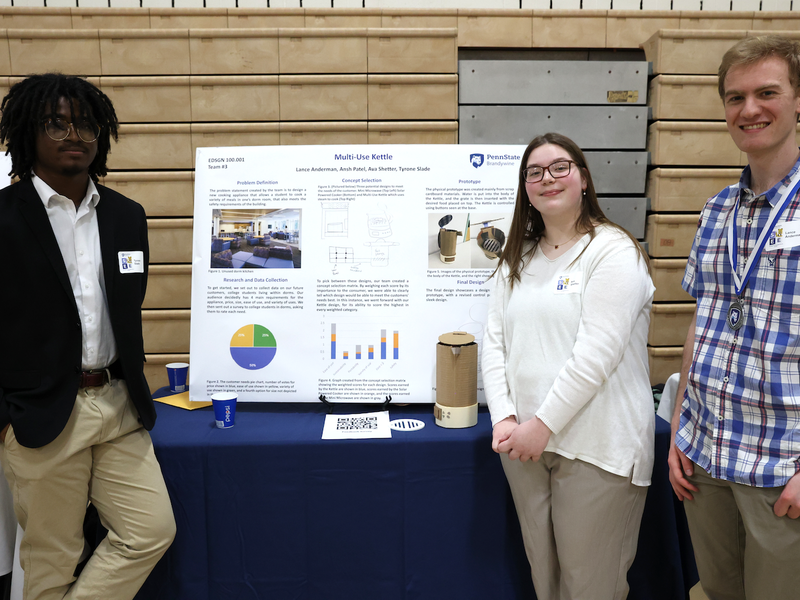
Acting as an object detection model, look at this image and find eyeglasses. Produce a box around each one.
[41,117,100,143]
[522,160,576,183]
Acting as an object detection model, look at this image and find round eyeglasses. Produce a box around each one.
[522,160,576,184]
[42,117,100,143]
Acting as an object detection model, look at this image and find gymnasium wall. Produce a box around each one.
[2,6,795,387]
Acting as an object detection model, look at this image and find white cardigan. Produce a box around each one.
[482,225,655,486]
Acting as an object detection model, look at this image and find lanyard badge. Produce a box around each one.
[726,170,800,330]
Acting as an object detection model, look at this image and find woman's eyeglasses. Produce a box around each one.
[522,160,575,183]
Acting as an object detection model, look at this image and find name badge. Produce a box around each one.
[767,221,800,251]
[553,271,582,294]
[118,251,144,273]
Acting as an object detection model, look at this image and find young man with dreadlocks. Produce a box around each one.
[0,74,175,600]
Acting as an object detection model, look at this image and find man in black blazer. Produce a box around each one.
[0,74,175,600]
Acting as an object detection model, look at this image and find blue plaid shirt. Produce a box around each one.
[679,157,800,487]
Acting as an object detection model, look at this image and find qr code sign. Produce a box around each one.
[336,416,378,431]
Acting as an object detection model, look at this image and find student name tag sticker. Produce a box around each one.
[118,251,144,273]
[553,272,582,294]
[767,221,800,251]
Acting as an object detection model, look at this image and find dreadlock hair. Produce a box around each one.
[0,73,119,181]
[490,132,649,289]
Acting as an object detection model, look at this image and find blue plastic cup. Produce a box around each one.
[166,362,190,393]
[212,393,237,429]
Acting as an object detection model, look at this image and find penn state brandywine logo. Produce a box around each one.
[470,154,484,169]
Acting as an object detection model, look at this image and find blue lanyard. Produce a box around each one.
[727,175,800,297]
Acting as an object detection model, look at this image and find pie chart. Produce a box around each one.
[230,324,277,370]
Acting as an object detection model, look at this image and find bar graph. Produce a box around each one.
[328,322,400,361]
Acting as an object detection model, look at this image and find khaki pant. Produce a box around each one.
[2,379,176,600]
[501,452,647,600]
[684,464,800,600]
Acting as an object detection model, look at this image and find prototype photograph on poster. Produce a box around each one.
[209,208,302,269]
[469,213,509,269]
[427,212,510,269]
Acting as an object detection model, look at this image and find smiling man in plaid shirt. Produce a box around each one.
[667,35,800,600]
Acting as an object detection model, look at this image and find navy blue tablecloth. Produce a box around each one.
[136,396,696,600]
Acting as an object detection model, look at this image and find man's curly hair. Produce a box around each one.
[0,73,119,181]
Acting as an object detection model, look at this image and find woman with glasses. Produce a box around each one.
[482,132,654,600]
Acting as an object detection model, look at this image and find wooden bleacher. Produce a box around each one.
[4,6,797,387]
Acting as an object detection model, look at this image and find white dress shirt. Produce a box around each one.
[32,174,118,370]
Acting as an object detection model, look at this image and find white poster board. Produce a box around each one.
[189,145,523,403]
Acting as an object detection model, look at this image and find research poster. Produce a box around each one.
[189,144,524,403]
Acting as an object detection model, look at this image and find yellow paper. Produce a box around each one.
[154,391,212,411]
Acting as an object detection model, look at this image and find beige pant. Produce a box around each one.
[684,464,800,600]
[501,452,647,600]
[2,379,176,600]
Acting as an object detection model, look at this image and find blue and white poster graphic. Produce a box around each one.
[190,145,522,403]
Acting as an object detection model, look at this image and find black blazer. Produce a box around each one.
[0,178,155,448]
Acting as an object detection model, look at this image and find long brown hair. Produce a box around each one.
[490,132,649,288]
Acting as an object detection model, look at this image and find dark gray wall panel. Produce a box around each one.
[585,152,648,195]
[459,105,648,149]
[459,60,648,105]
[600,197,648,239]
